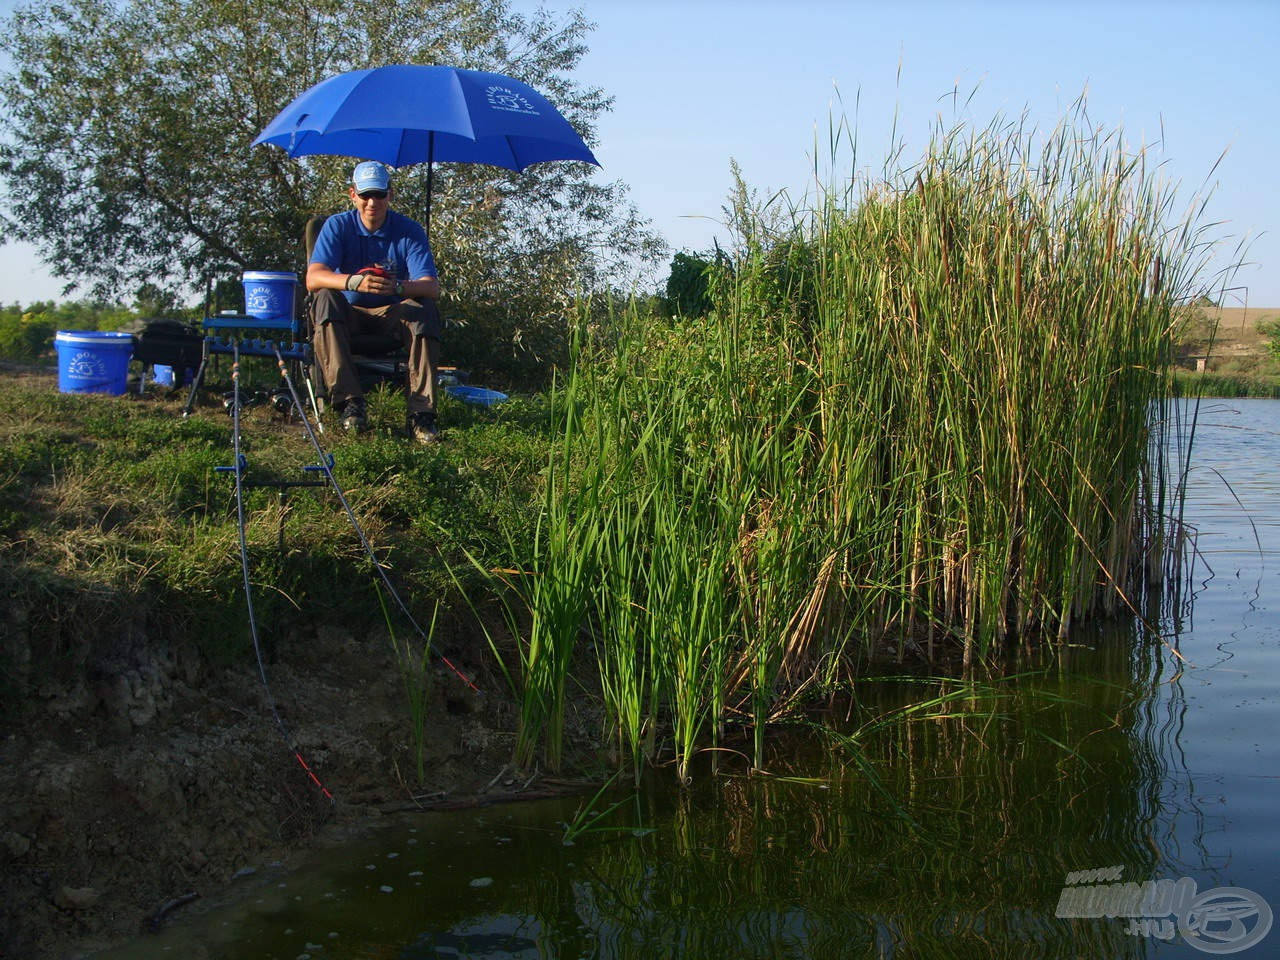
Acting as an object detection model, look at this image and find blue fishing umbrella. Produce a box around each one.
[252,64,600,238]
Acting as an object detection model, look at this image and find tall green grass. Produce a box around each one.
[497,103,1220,778]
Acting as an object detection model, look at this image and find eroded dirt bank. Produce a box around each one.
[0,616,517,960]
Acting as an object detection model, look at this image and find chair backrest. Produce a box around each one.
[304,214,327,263]
[301,214,325,332]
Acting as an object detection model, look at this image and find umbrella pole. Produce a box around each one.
[425,131,434,248]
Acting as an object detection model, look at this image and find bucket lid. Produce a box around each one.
[55,330,135,343]
[242,271,297,282]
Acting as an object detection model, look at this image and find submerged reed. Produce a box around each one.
[506,101,1220,777]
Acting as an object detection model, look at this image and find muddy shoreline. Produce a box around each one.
[0,617,526,960]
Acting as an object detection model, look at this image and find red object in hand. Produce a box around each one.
[356,265,390,278]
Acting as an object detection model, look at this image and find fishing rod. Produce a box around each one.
[269,343,479,693]
[217,343,334,805]
[216,339,482,800]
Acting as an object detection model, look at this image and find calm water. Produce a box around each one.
[98,400,1280,960]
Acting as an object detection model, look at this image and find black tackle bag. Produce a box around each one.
[132,318,204,370]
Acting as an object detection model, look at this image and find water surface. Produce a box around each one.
[98,399,1280,959]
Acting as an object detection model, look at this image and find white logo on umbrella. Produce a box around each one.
[485,85,539,115]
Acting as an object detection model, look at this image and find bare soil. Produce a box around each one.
[1179,305,1279,371]
[0,608,532,960]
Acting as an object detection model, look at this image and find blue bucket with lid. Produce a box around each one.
[242,271,297,322]
[54,330,134,395]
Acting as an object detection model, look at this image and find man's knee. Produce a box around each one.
[401,301,444,341]
[311,288,349,327]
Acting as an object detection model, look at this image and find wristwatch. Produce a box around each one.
[394,281,404,296]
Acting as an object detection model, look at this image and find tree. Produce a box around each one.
[0,0,664,380]
[1257,319,1280,363]
[664,248,734,319]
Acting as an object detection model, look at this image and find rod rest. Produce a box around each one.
[203,313,294,331]
[183,315,320,420]
[206,335,311,362]
[202,314,309,359]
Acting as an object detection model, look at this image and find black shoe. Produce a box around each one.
[339,397,368,432]
[407,409,440,444]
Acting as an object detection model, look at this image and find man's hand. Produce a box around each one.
[364,273,442,300]
[353,269,400,297]
[309,262,438,300]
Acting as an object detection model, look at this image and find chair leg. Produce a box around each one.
[300,361,325,431]
[182,340,213,418]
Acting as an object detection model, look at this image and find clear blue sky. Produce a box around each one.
[532,0,1279,305]
[0,0,1275,306]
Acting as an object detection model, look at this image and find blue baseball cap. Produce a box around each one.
[352,161,391,193]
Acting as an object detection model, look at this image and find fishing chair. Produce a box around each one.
[303,214,410,413]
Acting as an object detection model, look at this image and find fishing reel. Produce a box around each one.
[222,389,293,416]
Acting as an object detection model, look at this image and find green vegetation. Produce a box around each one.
[0,100,1242,787]
[0,0,663,384]
[664,249,729,320]
[476,104,1213,779]
[1257,318,1280,363]
[0,375,546,708]
[1172,305,1280,396]
[0,300,156,363]
[1173,370,1280,399]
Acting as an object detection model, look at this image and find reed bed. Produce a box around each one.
[499,105,1216,777]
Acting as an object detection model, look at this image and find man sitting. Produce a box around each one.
[306,161,443,442]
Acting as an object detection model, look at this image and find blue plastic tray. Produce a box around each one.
[444,385,508,407]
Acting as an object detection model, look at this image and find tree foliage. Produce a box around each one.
[664,250,734,319]
[1257,319,1280,363]
[0,0,664,381]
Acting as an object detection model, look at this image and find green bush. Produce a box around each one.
[1257,319,1280,362]
[0,300,145,362]
[0,305,56,362]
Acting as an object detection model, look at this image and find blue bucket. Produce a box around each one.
[152,364,193,387]
[54,330,134,395]
[242,270,297,322]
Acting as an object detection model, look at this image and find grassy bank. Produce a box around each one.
[1174,370,1280,398]
[0,369,546,720]
[1173,305,1280,397]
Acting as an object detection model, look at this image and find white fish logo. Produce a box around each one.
[485,85,539,115]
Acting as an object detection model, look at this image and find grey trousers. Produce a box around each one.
[310,288,442,415]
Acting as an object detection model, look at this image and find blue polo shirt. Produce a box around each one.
[310,209,437,308]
